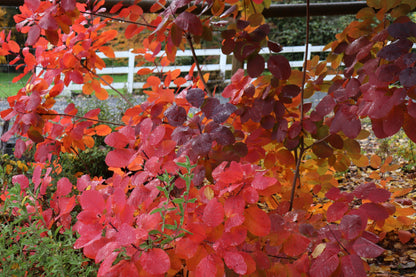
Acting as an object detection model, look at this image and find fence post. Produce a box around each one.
[127,49,135,93]
[304,43,312,61]
[219,52,227,80]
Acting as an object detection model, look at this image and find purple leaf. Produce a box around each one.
[186,88,205,107]
[164,104,187,126]
[201,97,220,118]
[212,103,237,123]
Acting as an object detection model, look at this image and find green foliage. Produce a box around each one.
[59,146,112,181]
[0,184,99,276]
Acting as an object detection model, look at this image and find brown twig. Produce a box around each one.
[186,33,212,96]
[38,112,125,126]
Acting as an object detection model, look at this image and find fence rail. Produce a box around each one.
[64,44,331,94]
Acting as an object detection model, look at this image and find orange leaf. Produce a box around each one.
[370,154,381,169]
[243,206,271,237]
[82,83,94,95]
[95,87,108,100]
[99,46,115,58]
[94,124,112,136]
[101,75,113,85]
[137,68,153,75]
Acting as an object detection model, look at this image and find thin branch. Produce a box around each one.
[289,0,310,212]
[38,112,125,126]
[82,11,157,29]
[186,33,212,96]
[77,56,134,107]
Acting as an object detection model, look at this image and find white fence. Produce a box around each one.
[66,44,330,94]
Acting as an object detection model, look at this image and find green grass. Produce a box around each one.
[0,73,129,99]
[0,72,30,99]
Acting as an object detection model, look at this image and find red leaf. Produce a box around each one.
[251,174,276,190]
[39,12,59,30]
[116,223,146,246]
[202,199,224,227]
[310,244,339,277]
[224,251,247,275]
[80,190,105,214]
[354,182,390,203]
[175,11,203,36]
[196,255,217,277]
[243,206,271,237]
[154,140,176,157]
[109,1,123,13]
[340,214,364,240]
[352,237,385,258]
[57,196,76,218]
[105,132,130,148]
[247,54,265,78]
[140,248,170,275]
[105,148,135,168]
[341,254,366,277]
[61,0,76,12]
[283,233,311,257]
[26,25,41,45]
[26,0,40,11]
[125,24,138,39]
[359,203,389,221]
[327,202,349,222]
[175,238,199,259]
[14,139,26,159]
[311,95,336,121]
[56,177,72,197]
[268,55,291,80]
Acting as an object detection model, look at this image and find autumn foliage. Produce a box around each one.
[1,0,416,276]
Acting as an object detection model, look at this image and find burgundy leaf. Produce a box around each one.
[247,54,265,78]
[400,67,416,88]
[377,39,413,61]
[186,88,206,107]
[211,125,235,145]
[175,11,203,36]
[212,103,237,123]
[268,41,283,53]
[191,133,213,156]
[268,55,291,80]
[164,104,187,126]
[311,95,336,121]
[376,64,401,83]
[201,97,220,118]
[388,21,416,39]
